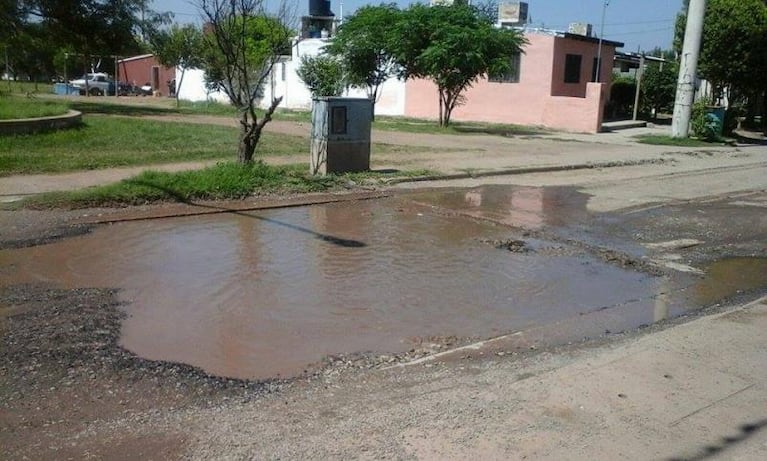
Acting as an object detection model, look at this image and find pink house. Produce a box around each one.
[405,31,623,133]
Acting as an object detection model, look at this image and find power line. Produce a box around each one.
[608,26,675,37]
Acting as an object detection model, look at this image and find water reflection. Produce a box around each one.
[412,185,591,229]
[694,257,767,306]
[1,190,763,380]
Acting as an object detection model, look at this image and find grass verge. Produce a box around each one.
[0,95,69,120]
[20,162,438,209]
[0,115,311,175]
[635,134,728,147]
[372,116,548,137]
[1,114,448,176]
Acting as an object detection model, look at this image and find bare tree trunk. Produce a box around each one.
[175,69,186,109]
[762,89,767,136]
[237,96,283,164]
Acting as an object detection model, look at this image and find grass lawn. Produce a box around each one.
[634,134,728,147]
[0,114,441,176]
[0,95,69,120]
[0,115,315,176]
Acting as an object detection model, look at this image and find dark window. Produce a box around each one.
[564,54,582,83]
[592,57,600,82]
[488,52,522,83]
[331,106,347,135]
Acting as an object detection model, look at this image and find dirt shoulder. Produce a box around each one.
[3,279,764,460]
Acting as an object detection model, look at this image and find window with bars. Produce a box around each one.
[488,52,522,83]
[564,54,582,84]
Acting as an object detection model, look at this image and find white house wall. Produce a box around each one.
[176,67,229,104]
[177,38,406,115]
[260,38,407,116]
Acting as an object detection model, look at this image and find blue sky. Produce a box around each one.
[152,0,684,53]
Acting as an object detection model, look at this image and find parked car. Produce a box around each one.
[69,72,115,96]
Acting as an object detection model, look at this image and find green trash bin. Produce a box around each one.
[705,106,726,135]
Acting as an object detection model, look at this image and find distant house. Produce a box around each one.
[118,54,175,95]
[403,30,623,133]
[613,51,669,79]
[179,22,623,133]
[256,29,622,133]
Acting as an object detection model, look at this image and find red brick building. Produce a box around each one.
[118,54,176,95]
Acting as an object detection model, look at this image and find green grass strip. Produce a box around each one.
[634,134,726,147]
[0,116,309,175]
[22,162,341,209]
[0,95,69,120]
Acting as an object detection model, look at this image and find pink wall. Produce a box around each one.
[551,36,615,98]
[403,32,616,133]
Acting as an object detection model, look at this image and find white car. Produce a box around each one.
[69,72,114,96]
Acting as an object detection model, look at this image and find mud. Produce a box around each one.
[2,186,767,459]
[3,187,765,382]
[0,283,288,459]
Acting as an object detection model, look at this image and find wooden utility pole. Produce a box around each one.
[672,0,707,138]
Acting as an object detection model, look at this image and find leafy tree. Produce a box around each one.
[640,62,678,120]
[698,0,767,102]
[198,0,294,164]
[152,24,205,107]
[296,55,346,98]
[390,4,527,127]
[16,0,170,92]
[325,4,400,118]
[0,0,24,45]
[608,74,636,119]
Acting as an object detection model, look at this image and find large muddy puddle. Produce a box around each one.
[2,186,764,380]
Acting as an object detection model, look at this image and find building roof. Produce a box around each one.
[117,54,155,63]
[511,27,624,49]
[614,51,668,64]
[562,33,624,49]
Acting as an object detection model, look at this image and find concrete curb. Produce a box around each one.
[0,110,82,135]
[385,157,669,185]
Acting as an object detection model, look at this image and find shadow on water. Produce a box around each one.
[667,418,767,461]
[124,178,367,248]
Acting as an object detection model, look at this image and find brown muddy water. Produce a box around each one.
[1,186,764,380]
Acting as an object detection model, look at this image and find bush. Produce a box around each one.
[691,100,721,141]
[608,75,637,118]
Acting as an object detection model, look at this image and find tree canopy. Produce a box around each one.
[675,0,767,102]
[198,0,293,163]
[151,24,205,106]
[325,4,401,115]
[389,4,527,126]
[2,0,169,80]
[296,55,346,98]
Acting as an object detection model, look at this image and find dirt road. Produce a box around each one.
[2,117,766,459]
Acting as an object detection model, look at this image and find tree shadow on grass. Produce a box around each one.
[124,178,367,248]
[452,123,547,137]
[68,101,177,117]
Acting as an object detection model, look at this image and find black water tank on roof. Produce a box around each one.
[309,0,334,17]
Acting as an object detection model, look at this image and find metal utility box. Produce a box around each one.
[310,97,372,175]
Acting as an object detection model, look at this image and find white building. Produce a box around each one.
[177,37,406,116]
